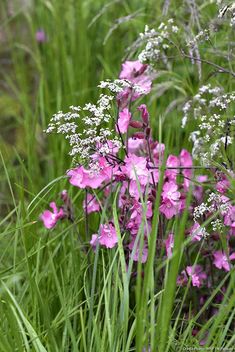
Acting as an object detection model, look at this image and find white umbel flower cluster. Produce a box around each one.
[194,192,230,221]
[45,92,121,166]
[98,79,148,96]
[137,19,179,64]
[193,191,229,235]
[183,84,235,164]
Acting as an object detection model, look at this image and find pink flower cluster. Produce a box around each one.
[40,59,235,289]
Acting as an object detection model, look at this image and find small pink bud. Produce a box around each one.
[138,104,149,124]
[129,120,143,128]
[132,132,145,139]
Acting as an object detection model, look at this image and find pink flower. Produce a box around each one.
[98,223,118,248]
[216,174,230,194]
[177,265,207,288]
[40,202,64,229]
[119,61,148,80]
[116,90,130,110]
[165,232,174,258]
[186,265,207,287]
[96,140,120,155]
[83,193,100,214]
[177,270,188,286]
[149,165,159,185]
[67,158,110,189]
[126,215,151,237]
[116,108,131,134]
[180,149,193,168]
[213,250,235,271]
[128,237,148,263]
[128,137,144,153]
[189,222,204,242]
[90,234,99,250]
[165,155,180,181]
[159,202,179,219]
[193,175,208,202]
[153,142,165,164]
[123,154,149,186]
[130,200,152,221]
[137,104,149,124]
[180,149,193,191]
[119,60,152,101]
[129,180,145,200]
[224,206,235,235]
[160,182,181,219]
[36,29,47,43]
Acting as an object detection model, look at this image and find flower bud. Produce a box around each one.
[129,120,143,128]
[132,132,145,139]
[138,104,149,125]
[145,127,151,138]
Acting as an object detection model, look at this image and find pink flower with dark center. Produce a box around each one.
[119,60,148,80]
[116,108,131,134]
[128,137,144,154]
[40,202,64,229]
[213,250,235,271]
[162,182,181,203]
[165,232,174,258]
[98,223,118,248]
[159,201,179,219]
[118,60,152,101]
[83,193,100,214]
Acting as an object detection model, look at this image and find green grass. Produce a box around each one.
[0,0,235,351]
